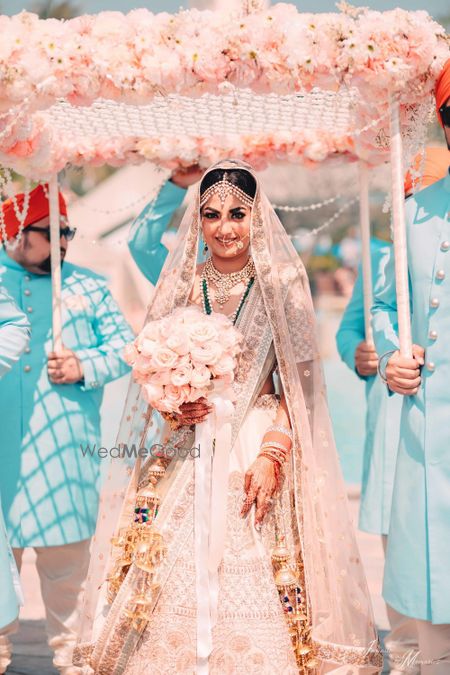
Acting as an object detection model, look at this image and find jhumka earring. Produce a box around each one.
[203,241,208,255]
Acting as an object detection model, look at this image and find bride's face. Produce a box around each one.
[200,192,251,259]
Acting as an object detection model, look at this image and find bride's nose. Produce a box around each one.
[217,217,233,234]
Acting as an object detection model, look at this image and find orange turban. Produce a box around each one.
[404,146,450,196]
[1,184,67,240]
[435,58,450,126]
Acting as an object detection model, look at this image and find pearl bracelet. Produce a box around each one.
[265,425,293,441]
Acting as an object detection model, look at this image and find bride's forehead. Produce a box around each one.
[201,193,249,211]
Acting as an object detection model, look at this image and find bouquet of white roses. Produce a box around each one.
[123,306,242,415]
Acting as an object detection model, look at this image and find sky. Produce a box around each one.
[0,0,448,20]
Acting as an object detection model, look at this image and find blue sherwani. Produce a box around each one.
[336,239,402,535]
[0,289,29,629]
[128,180,186,284]
[0,250,134,548]
[372,172,450,623]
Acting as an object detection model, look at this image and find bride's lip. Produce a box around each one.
[216,237,237,244]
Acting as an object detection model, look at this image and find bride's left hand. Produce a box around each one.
[241,456,277,528]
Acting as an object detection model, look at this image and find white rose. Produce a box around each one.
[190,364,212,389]
[191,341,223,365]
[151,346,179,370]
[188,320,218,344]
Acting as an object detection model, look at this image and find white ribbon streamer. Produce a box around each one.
[194,386,234,674]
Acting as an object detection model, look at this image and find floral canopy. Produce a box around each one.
[0,3,448,179]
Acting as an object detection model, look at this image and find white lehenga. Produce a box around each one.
[125,395,298,675]
[76,160,382,675]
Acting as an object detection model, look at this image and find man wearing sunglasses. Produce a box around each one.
[0,184,134,675]
[372,59,450,672]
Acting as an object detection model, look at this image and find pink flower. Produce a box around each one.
[138,337,159,357]
[191,342,223,366]
[149,370,172,386]
[166,331,192,355]
[123,342,139,366]
[188,320,218,344]
[190,365,212,389]
[132,355,154,384]
[188,387,209,402]
[151,346,179,370]
[142,382,164,406]
[210,354,236,378]
[170,364,193,386]
[162,384,190,412]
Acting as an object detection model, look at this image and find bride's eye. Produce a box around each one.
[231,211,245,220]
[203,211,219,220]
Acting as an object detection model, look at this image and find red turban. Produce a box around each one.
[404,146,450,196]
[1,183,67,240]
[435,58,450,126]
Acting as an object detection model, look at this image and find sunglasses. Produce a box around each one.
[439,105,450,128]
[26,225,77,241]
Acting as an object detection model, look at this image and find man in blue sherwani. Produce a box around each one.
[0,185,134,675]
[0,289,30,660]
[128,165,204,284]
[372,61,450,672]
[336,241,416,674]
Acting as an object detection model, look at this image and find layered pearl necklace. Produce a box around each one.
[201,256,256,307]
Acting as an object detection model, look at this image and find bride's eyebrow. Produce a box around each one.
[202,206,220,214]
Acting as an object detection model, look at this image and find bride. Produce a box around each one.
[75,160,382,674]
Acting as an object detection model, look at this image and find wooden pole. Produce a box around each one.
[358,162,373,345]
[389,95,412,358]
[49,174,63,352]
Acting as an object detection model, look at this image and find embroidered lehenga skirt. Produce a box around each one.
[124,394,299,675]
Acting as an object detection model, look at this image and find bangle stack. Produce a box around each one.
[259,441,290,465]
[258,440,291,491]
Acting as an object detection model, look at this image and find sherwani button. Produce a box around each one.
[426,362,436,372]
[436,270,446,281]
[24,275,31,281]
[440,241,450,251]
[429,330,438,341]
[24,365,31,373]
[25,347,31,354]
[27,306,33,313]
[24,289,31,296]
[430,298,440,308]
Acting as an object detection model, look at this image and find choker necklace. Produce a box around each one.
[202,256,256,308]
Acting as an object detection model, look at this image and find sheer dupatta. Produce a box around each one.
[76,160,382,673]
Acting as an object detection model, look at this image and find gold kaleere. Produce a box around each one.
[271,536,317,673]
[107,461,167,608]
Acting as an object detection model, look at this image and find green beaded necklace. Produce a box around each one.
[202,276,254,325]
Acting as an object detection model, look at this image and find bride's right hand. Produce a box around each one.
[175,397,212,426]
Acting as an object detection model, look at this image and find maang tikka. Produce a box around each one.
[200,174,254,209]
